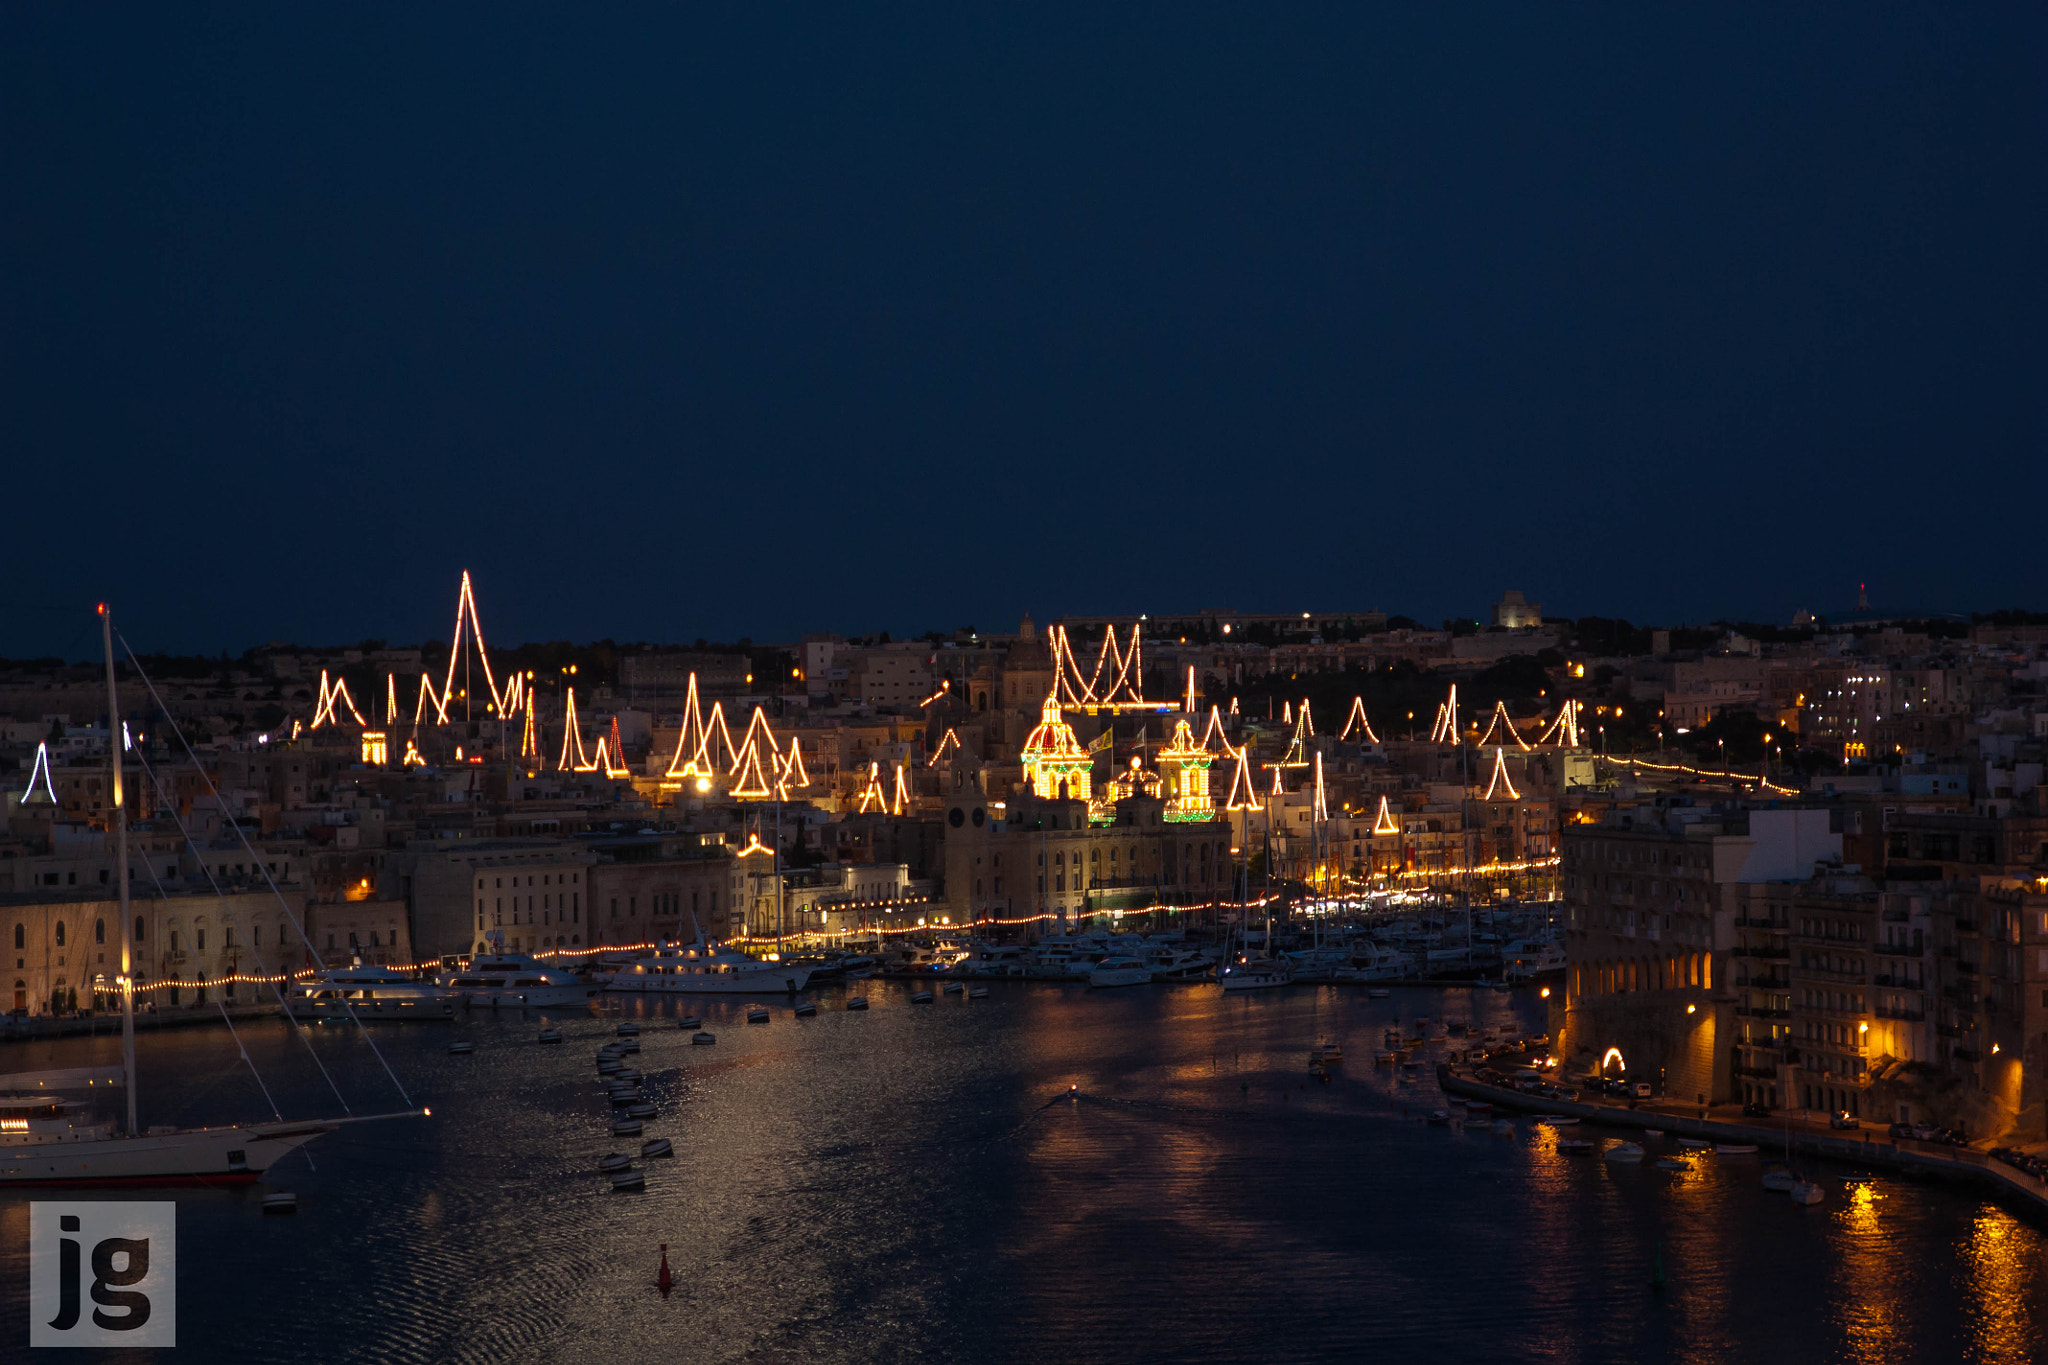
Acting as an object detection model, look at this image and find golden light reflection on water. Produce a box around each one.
[1832,1180,1910,1365]
[1961,1207,2043,1365]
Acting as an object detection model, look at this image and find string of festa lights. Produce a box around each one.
[927,728,961,767]
[1606,753,1798,795]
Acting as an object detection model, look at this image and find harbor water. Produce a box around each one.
[1,981,2042,1364]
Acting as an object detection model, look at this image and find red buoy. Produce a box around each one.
[657,1244,672,1294]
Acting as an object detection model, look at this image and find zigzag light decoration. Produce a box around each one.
[558,688,593,771]
[386,674,399,725]
[20,742,58,804]
[727,707,781,798]
[1534,699,1582,748]
[1372,794,1400,835]
[892,763,909,816]
[602,716,632,778]
[1223,745,1260,810]
[1312,751,1328,821]
[413,673,448,726]
[664,673,717,780]
[856,761,888,814]
[1477,699,1533,750]
[928,728,960,767]
[520,687,540,762]
[1340,696,1380,744]
[695,702,737,774]
[439,570,505,722]
[1482,746,1521,800]
[774,738,812,801]
[1429,685,1461,744]
[311,671,365,729]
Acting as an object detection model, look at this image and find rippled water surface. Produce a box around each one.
[2,981,2043,1364]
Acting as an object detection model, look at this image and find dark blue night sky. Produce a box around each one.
[4,7,2043,657]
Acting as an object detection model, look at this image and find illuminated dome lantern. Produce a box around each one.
[1021,692,1092,800]
[1109,753,1163,802]
[1156,717,1216,821]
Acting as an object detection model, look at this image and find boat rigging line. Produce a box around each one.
[117,629,419,1114]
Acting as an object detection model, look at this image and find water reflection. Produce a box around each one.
[0,983,2040,1364]
[1963,1208,2043,1365]
[1833,1179,1911,1364]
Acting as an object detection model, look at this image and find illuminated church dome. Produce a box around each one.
[1021,692,1092,800]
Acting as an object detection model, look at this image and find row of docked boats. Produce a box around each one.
[287,938,822,1022]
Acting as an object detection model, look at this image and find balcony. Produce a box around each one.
[1734,917,1788,931]
[1874,943,1920,958]
[1739,976,1791,991]
[1734,1063,1782,1079]
[1735,1005,1792,1020]
[1872,974,1923,989]
[1876,1007,1926,1022]
[1732,946,1790,961]
[1796,967,1867,984]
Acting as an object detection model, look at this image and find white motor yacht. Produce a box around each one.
[1219,958,1295,991]
[605,939,813,995]
[287,964,459,1021]
[1087,956,1153,988]
[443,952,595,1009]
[1142,943,1220,982]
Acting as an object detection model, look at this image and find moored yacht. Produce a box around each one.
[1087,956,1153,988]
[1219,957,1295,991]
[442,951,595,1009]
[604,939,813,995]
[0,1071,337,1186]
[287,964,459,1021]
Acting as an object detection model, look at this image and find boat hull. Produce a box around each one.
[0,1121,333,1186]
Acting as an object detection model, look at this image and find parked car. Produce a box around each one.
[1742,1100,1773,1118]
[1829,1111,1859,1130]
[1630,1082,1654,1099]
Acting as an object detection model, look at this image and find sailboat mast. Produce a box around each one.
[100,604,138,1136]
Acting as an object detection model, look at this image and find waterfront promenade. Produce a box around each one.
[1438,1064,2048,1218]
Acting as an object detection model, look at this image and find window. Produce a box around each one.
[54,922,66,947]
[135,917,145,943]
[196,929,205,951]
[11,925,20,950]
